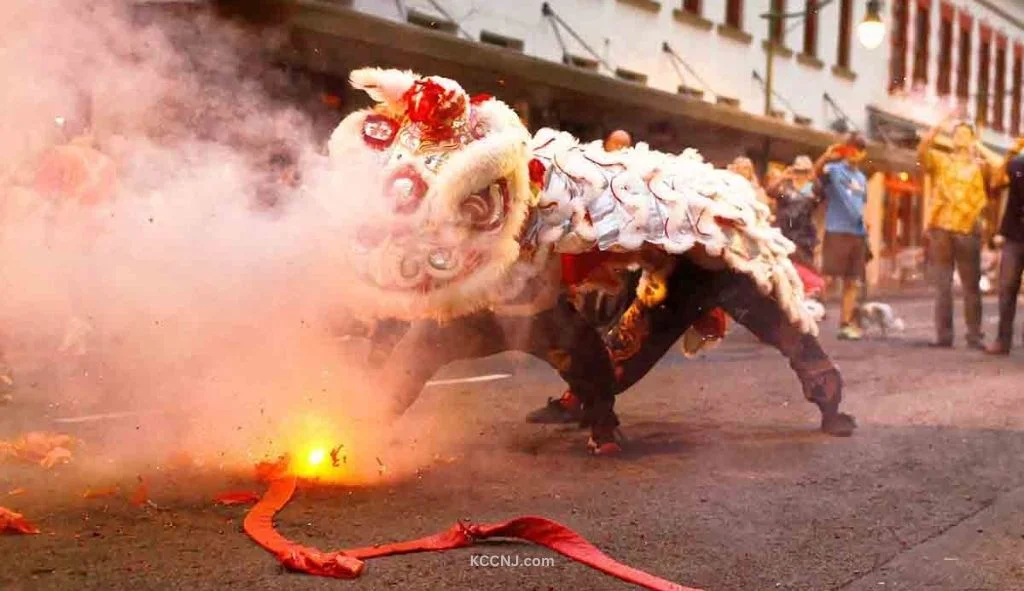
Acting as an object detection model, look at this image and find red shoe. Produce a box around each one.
[587,425,624,456]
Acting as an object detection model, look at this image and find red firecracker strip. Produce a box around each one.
[213,491,261,506]
[0,507,40,535]
[243,472,702,590]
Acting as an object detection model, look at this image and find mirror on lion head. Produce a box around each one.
[328,68,534,321]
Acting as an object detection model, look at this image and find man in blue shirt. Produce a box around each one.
[814,133,869,340]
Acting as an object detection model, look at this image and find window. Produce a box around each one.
[803,0,818,57]
[1012,44,1022,136]
[683,0,701,15]
[912,0,931,86]
[889,0,909,92]
[936,2,953,95]
[956,13,972,100]
[725,0,743,28]
[768,0,786,44]
[994,35,1007,132]
[977,25,991,125]
[836,0,853,68]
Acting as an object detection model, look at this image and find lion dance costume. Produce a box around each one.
[329,68,855,453]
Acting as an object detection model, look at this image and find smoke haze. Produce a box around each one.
[0,0,417,482]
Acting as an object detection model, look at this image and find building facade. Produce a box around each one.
[877,0,1024,150]
[185,0,1022,289]
[352,0,1024,145]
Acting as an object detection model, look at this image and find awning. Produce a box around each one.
[867,104,1006,156]
[282,1,916,173]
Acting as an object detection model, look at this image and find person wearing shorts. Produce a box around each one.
[815,133,869,340]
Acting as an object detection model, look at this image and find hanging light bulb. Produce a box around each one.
[857,0,886,50]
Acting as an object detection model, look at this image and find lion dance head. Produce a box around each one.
[328,68,535,320]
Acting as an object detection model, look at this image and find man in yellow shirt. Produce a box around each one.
[918,118,996,349]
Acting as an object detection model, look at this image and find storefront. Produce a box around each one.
[879,172,927,286]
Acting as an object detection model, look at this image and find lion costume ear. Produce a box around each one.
[349,68,420,111]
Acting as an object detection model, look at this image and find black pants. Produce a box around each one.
[376,296,620,433]
[608,259,841,412]
[995,239,1024,348]
[369,256,843,435]
[928,228,983,344]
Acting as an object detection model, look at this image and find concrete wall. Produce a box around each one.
[353,0,1024,147]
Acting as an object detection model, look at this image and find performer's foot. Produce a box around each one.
[837,325,862,341]
[525,390,583,424]
[587,424,623,456]
[801,368,856,437]
[820,412,857,437]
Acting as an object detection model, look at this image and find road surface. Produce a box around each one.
[2,296,1024,590]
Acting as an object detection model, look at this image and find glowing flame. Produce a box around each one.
[252,412,394,484]
[271,414,358,482]
[291,443,335,479]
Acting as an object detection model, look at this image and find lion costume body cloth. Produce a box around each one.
[330,68,853,450]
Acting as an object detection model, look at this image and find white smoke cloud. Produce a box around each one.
[0,0,416,481]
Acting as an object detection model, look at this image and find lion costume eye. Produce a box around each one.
[458,179,509,232]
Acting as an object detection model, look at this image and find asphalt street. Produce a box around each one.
[2,296,1024,591]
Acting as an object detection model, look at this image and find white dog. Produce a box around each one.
[802,299,826,323]
[857,302,905,338]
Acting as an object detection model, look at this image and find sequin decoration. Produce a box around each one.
[361,114,399,150]
[427,248,456,271]
[386,166,428,214]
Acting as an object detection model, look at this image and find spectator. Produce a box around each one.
[814,133,869,340]
[604,129,632,152]
[728,156,771,209]
[767,155,821,267]
[985,138,1024,355]
[918,117,996,349]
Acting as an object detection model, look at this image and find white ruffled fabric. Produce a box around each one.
[528,129,817,335]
